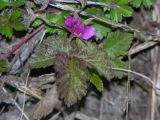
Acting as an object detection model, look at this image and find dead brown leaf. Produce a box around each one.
[29,85,61,120]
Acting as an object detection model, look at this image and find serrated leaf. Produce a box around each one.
[89,69,103,92]
[118,6,133,17]
[104,32,133,59]
[0,58,8,72]
[76,40,109,77]
[110,58,127,79]
[143,0,153,8]
[131,0,142,8]
[88,20,111,39]
[110,5,133,22]
[29,37,71,69]
[110,8,122,22]
[55,54,88,106]
[46,11,69,25]
[2,25,13,38]
[10,10,22,21]
[45,25,67,36]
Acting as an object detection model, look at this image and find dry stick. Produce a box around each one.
[3,25,44,58]
[20,71,30,120]
[53,0,117,8]
[150,46,159,120]
[125,55,131,120]
[111,68,160,95]
[129,41,158,55]
[2,88,30,120]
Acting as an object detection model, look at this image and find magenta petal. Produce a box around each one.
[81,26,96,40]
[73,22,85,36]
[72,17,79,25]
[65,16,79,29]
[65,16,73,28]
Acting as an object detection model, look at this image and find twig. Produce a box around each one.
[111,67,160,94]
[129,41,158,55]
[39,30,47,45]
[20,71,30,120]
[52,0,117,8]
[150,46,159,120]
[2,88,30,120]
[125,55,131,120]
[3,25,44,58]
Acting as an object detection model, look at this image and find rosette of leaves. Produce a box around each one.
[54,39,108,106]
[30,31,133,106]
[29,37,108,106]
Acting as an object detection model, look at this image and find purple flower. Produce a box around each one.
[65,16,79,29]
[82,26,96,40]
[73,22,85,36]
[65,16,96,40]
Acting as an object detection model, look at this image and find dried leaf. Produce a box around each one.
[29,86,61,120]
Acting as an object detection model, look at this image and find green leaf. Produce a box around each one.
[46,13,64,24]
[76,40,109,77]
[89,69,103,92]
[11,0,25,8]
[29,37,71,69]
[118,6,133,17]
[10,10,22,21]
[13,21,25,31]
[110,58,127,79]
[32,19,43,28]
[45,25,67,36]
[104,32,133,59]
[0,0,8,10]
[91,20,111,39]
[110,5,133,22]
[2,25,13,38]
[55,55,88,106]
[46,11,69,25]
[110,8,122,22]
[131,0,142,8]
[0,58,8,72]
[143,0,153,8]
[85,6,103,14]
[29,56,54,69]
[118,0,129,5]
